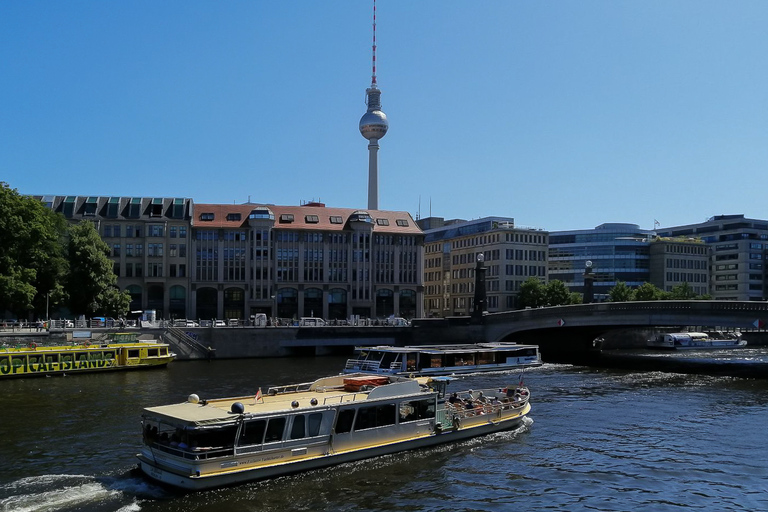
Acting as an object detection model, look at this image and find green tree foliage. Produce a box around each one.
[545,279,572,306]
[608,281,635,302]
[633,282,664,301]
[65,221,130,317]
[518,277,547,309]
[0,183,68,317]
[669,282,697,300]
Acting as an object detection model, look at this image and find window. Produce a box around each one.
[63,196,76,217]
[84,197,98,216]
[330,216,343,224]
[376,218,390,226]
[200,213,215,221]
[354,404,396,430]
[226,213,242,222]
[396,219,409,227]
[264,418,286,443]
[129,197,142,218]
[151,198,163,217]
[170,226,177,238]
[335,409,356,434]
[107,197,120,218]
[172,198,184,219]
[240,419,266,445]
[280,214,294,223]
[147,224,164,237]
[305,215,319,223]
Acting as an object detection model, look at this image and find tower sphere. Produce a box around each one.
[360,110,388,140]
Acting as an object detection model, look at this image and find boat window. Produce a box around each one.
[76,352,88,362]
[264,417,286,442]
[187,426,238,450]
[307,412,323,436]
[354,404,396,431]
[477,352,494,365]
[290,415,306,440]
[335,409,356,434]
[399,398,436,423]
[28,355,42,365]
[89,352,103,360]
[160,348,168,356]
[148,348,158,357]
[45,354,59,364]
[61,354,73,364]
[240,419,266,445]
[128,349,140,358]
[0,356,9,374]
[104,351,115,360]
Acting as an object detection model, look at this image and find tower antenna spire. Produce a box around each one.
[360,0,388,211]
[371,0,377,87]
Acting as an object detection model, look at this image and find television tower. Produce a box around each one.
[359,0,388,211]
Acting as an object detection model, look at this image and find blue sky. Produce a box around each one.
[2,1,767,231]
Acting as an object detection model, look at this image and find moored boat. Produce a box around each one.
[646,331,747,350]
[0,332,175,378]
[343,342,541,376]
[136,373,531,491]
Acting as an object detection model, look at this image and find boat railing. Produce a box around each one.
[442,396,528,421]
[267,382,314,395]
[344,359,382,372]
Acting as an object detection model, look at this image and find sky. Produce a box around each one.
[2,1,767,232]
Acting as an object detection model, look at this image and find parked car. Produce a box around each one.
[213,320,226,327]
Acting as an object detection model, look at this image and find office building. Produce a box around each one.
[420,217,548,316]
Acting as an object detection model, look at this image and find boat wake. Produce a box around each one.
[0,471,168,512]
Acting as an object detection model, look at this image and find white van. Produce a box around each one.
[299,317,326,327]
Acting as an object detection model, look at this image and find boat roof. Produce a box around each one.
[353,343,538,355]
[142,374,429,428]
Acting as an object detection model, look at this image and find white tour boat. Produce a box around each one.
[343,342,541,376]
[136,373,531,491]
[646,331,747,350]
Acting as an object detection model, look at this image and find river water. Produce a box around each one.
[1,352,767,512]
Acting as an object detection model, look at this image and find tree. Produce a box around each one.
[608,281,635,302]
[633,282,664,301]
[519,277,547,309]
[65,221,130,317]
[0,182,68,318]
[545,280,572,306]
[669,282,697,300]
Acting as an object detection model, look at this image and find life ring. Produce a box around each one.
[83,342,90,348]
[28,342,38,350]
[452,416,461,430]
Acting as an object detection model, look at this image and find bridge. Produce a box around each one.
[479,300,768,355]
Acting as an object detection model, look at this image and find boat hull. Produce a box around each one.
[137,407,528,491]
[0,339,175,379]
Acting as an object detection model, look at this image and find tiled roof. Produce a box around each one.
[193,203,423,234]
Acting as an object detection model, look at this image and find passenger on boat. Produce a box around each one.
[448,392,461,405]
